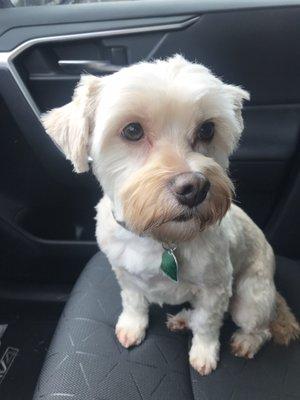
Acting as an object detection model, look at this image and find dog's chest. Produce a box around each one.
[103,228,218,305]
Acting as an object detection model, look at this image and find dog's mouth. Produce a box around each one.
[142,207,198,233]
[157,202,207,227]
[169,206,204,223]
[172,211,194,222]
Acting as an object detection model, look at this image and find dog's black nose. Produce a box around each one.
[170,172,210,208]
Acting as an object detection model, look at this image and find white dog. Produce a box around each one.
[42,55,299,375]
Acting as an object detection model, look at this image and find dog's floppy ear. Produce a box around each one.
[42,75,101,173]
[224,84,250,132]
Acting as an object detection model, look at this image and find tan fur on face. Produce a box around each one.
[200,162,234,228]
[120,147,188,235]
[121,145,234,242]
[157,163,234,243]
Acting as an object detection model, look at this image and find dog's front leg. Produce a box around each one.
[189,286,230,375]
[116,288,149,348]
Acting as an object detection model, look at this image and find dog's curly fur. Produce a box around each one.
[43,55,299,375]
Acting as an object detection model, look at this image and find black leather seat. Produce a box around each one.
[33,252,300,400]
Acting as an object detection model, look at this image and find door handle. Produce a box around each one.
[58,60,122,74]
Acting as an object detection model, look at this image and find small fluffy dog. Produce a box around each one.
[43,55,299,375]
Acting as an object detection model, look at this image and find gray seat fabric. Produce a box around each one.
[33,252,300,400]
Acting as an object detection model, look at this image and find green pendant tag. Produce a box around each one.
[160,249,178,282]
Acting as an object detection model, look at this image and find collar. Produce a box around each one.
[111,209,177,252]
[112,209,147,238]
[111,210,130,232]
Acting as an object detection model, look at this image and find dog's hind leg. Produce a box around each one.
[230,249,300,358]
[166,308,191,331]
[230,327,272,359]
[230,256,276,358]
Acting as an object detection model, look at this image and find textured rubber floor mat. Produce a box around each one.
[0,317,57,400]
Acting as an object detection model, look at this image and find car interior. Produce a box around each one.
[0,0,300,399]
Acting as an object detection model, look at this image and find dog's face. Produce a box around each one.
[43,55,249,242]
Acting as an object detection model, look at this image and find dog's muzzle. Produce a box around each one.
[169,172,210,209]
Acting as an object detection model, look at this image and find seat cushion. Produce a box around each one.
[33,252,300,400]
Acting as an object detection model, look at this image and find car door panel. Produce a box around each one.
[0,0,299,284]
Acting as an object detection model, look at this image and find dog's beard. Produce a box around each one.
[120,156,234,243]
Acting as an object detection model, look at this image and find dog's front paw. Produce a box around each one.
[116,325,145,348]
[189,340,219,376]
[115,313,147,348]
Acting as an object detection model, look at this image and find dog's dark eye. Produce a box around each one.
[196,121,215,141]
[121,122,144,141]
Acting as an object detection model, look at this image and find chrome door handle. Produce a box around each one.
[58,60,122,74]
